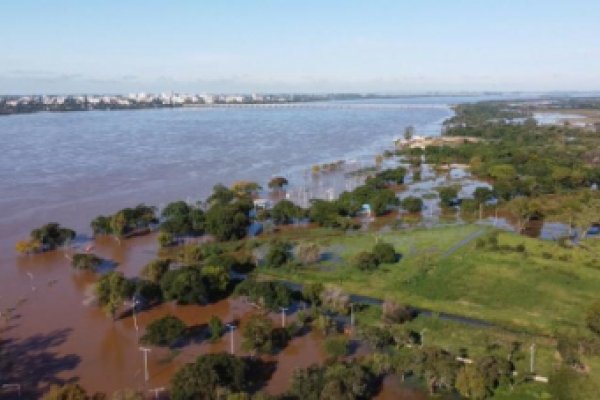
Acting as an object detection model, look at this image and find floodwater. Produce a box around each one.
[2,97,501,397]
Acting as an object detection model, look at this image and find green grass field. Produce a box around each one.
[259,224,600,336]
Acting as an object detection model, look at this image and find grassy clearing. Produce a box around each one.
[259,224,600,337]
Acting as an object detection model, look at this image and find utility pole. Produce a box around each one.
[139,347,151,382]
[126,296,140,333]
[279,307,288,328]
[420,329,427,348]
[148,387,165,400]
[530,343,536,373]
[226,324,236,355]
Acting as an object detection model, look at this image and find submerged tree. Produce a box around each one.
[96,271,135,319]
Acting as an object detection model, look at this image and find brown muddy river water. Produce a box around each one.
[1,96,525,397]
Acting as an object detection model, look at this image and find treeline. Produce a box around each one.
[400,124,600,199]
[444,101,531,127]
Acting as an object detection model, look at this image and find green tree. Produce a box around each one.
[352,251,379,271]
[473,186,494,204]
[302,282,324,305]
[271,200,302,225]
[233,280,292,311]
[30,222,76,250]
[201,265,231,297]
[170,353,249,400]
[157,230,175,247]
[141,259,171,283]
[372,242,397,264]
[308,200,342,227]
[455,366,487,400]
[207,183,235,206]
[268,176,288,190]
[401,196,423,212]
[96,271,135,319]
[160,267,208,305]
[91,215,112,235]
[71,253,103,271]
[265,240,292,268]
[323,336,349,359]
[208,315,224,342]
[205,203,250,241]
[140,315,187,347]
[437,186,459,207]
[241,314,273,355]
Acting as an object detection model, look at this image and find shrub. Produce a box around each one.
[265,240,292,268]
[15,239,42,254]
[160,267,208,305]
[542,252,553,259]
[586,300,600,337]
[140,315,187,347]
[401,196,423,213]
[141,259,170,283]
[170,353,250,400]
[208,315,224,342]
[71,253,103,271]
[297,243,321,265]
[320,287,350,314]
[25,222,75,251]
[352,251,379,271]
[157,231,175,248]
[233,279,292,311]
[382,300,413,324]
[323,335,349,359]
[271,200,302,225]
[372,242,397,264]
[302,282,324,305]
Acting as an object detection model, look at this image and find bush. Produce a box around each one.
[297,243,321,265]
[141,259,170,283]
[372,242,397,264]
[233,280,292,311]
[557,335,581,366]
[170,353,250,400]
[271,200,302,225]
[29,222,76,250]
[352,251,379,271]
[302,282,324,305]
[208,315,224,342]
[382,300,413,324]
[320,287,350,314]
[401,196,423,213]
[323,335,349,358]
[587,300,600,337]
[160,267,208,305]
[140,315,187,347]
[265,241,292,268]
[157,231,175,248]
[71,253,103,271]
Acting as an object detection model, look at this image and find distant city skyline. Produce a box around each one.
[2,0,600,94]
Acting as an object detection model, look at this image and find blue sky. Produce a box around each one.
[2,0,600,93]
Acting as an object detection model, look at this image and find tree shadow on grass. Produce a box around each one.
[0,328,81,399]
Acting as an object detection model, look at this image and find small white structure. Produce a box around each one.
[253,199,271,210]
